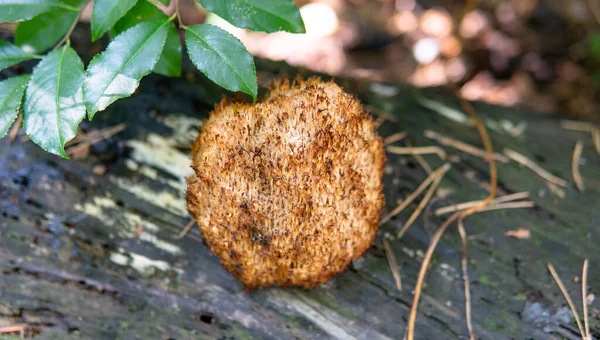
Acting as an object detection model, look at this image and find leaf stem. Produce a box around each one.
[52,4,85,51]
[175,0,186,28]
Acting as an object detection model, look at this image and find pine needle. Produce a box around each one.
[457,217,475,340]
[424,129,509,162]
[386,145,447,160]
[592,128,600,154]
[383,238,402,291]
[572,141,585,192]
[582,259,590,340]
[7,114,22,144]
[504,148,568,187]
[407,140,433,174]
[397,168,448,238]
[177,219,196,239]
[435,191,530,216]
[547,263,586,339]
[380,163,451,225]
[384,132,407,145]
[561,120,596,132]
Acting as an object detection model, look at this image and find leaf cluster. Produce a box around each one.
[0,0,305,157]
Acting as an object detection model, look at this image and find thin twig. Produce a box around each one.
[387,145,447,159]
[53,9,81,51]
[407,140,433,174]
[7,114,22,144]
[380,163,451,225]
[547,263,586,339]
[177,219,196,239]
[457,217,475,340]
[572,141,584,192]
[424,130,509,162]
[435,191,530,216]
[504,148,568,187]
[66,123,126,156]
[592,128,600,154]
[582,259,590,340]
[384,132,407,145]
[0,323,27,336]
[397,168,448,238]
[383,238,402,291]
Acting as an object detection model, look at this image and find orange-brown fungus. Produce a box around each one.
[186,77,385,288]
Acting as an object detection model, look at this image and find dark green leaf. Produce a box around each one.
[0,75,30,138]
[155,24,181,77]
[112,1,181,77]
[91,0,138,41]
[0,0,78,23]
[185,24,257,100]
[84,20,170,117]
[23,45,85,158]
[199,0,305,33]
[15,8,78,53]
[0,40,37,70]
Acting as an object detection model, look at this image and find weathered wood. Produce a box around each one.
[1,32,599,339]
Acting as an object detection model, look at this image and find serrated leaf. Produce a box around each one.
[0,0,78,23]
[185,24,257,100]
[23,45,85,158]
[199,0,305,33]
[84,20,170,117]
[112,2,181,77]
[0,75,30,138]
[0,40,37,71]
[91,0,138,41]
[15,8,78,53]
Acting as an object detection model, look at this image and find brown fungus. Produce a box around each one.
[186,77,385,288]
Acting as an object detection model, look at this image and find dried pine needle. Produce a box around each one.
[508,121,527,137]
[457,217,475,340]
[384,131,407,145]
[397,168,448,238]
[407,140,433,174]
[476,201,534,212]
[582,259,590,340]
[380,163,451,225]
[424,130,509,162]
[561,120,596,132]
[572,141,585,192]
[383,238,402,291]
[386,145,447,160]
[503,148,568,187]
[435,191,530,216]
[7,115,22,144]
[177,219,196,239]
[547,263,586,339]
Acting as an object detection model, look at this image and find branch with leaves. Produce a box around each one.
[0,0,305,157]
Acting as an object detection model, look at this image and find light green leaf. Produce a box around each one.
[155,24,181,77]
[84,20,170,117]
[0,75,30,138]
[0,40,37,70]
[15,8,78,53]
[185,24,257,100]
[112,2,181,77]
[0,0,78,23]
[199,0,305,33]
[91,0,138,41]
[23,45,85,158]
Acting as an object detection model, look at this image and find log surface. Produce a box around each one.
[1,48,599,339]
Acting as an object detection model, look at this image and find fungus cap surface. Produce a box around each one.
[187,77,385,288]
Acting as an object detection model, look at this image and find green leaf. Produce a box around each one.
[23,45,85,158]
[0,40,37,71]
[84,20,170,117]
[199,0,305,33]
[185,24,257,100]
[0,75,30,138]
[0,0,78,23]
[154,24,181,77]
[15,8,78,53]
[112,1,181,77]
[91,0,139,41]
